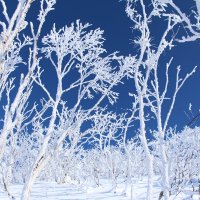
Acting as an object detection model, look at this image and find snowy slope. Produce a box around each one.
[1,178,199,200]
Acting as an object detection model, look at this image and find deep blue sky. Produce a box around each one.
[1,0,200,136]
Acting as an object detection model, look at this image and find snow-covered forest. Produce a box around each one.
[0,0,200,199]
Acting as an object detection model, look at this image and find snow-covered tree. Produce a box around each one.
[124,0,200,199]
[21,19,127,199]
[1,1,200,199]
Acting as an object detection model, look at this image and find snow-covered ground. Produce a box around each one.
[0,178,199,200]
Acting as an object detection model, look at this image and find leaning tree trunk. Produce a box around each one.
[21,155,51,200]
[21,106,59,199]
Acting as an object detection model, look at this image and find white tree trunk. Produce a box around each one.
[0,66,35,161]
[160,143,170,200]
[159,132,170,200]
[157,105,170,200]
[0,115,12,159]
[21,82,61,200]
[138,95,154,200]
[21,155,51,200]
[21,174,36,200]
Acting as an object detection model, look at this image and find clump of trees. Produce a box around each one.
[0,0,200,200]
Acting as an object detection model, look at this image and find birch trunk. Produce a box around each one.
[138,94,154,200]
[21,155,51,200]
[156,75,171,200]
[160,138,170,200]
[21,74,62,200]
[0,71,33,161]
[157,111,170,200]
